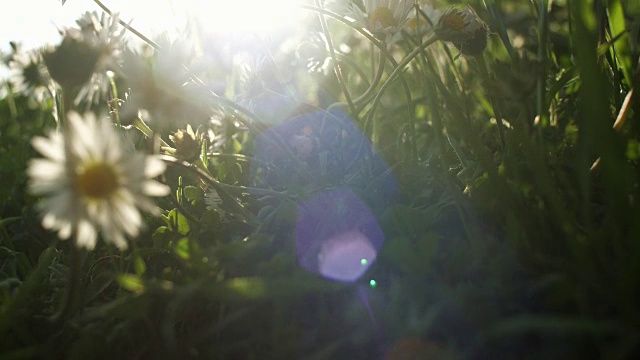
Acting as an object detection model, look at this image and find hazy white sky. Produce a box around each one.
[0,0,304,80]
[0,0,182,52]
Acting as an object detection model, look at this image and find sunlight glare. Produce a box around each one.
[186,0,304,34]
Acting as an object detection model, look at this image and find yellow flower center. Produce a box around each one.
[369,7,396,29]
[440,12,466,33]
[77,163,119,199]
[405,16,427,32]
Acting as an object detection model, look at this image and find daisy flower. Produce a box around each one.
[8,47,52,102]
[349,0,414,38]
[27,112,170,250]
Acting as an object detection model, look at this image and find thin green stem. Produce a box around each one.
[131,117,169,147]
[107,72,121,127]
[407,25,447,155]
[366,35,439,154]
[300,5,414,112]
[160,156,297,223]
[315,0,356,114]
[536,0,550,129]
[354,48,387,109]
[474,54,506,149]
[328,48,387,113]
[484,0,517,61]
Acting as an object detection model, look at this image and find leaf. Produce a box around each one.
[0,217,20,231]
[117,274,144,294]
[183,185,202,202]
[133,255,146,275]
[174,237,190,260]
[168,209,190,235]
[152,226,172,248]
[0,247,57,333]
[607,0,635,87]
[0,246,31,278]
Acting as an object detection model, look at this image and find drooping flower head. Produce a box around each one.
[42,11,126,107]
[73,11,127,105]
[435,6,489,56]
[28,112,170,250]
[350,0,414,38]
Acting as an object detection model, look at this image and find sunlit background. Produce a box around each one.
[0,0,305,52]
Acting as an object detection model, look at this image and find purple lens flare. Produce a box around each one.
[296,188,385,283]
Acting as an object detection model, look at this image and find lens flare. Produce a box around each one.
[318,230,377,282]
[295,188,385,283]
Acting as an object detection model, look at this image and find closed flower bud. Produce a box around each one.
[435,6,488,56]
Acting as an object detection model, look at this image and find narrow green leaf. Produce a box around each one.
[607,0,634,87]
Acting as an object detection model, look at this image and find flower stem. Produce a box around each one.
[365,35,439,158]
[315,0,356,115]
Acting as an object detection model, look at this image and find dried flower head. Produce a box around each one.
[435,6,488,56]
[168,125,203,162]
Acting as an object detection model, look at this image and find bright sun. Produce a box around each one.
[112,0,305,36]
[186,0,304,34]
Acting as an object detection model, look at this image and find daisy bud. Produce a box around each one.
[435,6,489,56]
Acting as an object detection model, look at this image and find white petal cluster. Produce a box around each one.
[28,112,169,250]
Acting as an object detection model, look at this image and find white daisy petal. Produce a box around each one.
[143,180,170,197]
[58,222,73,240]
[27,111,169,251]
[144,156,167,178]
[76,219,98,250]
[32,134,65,161]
